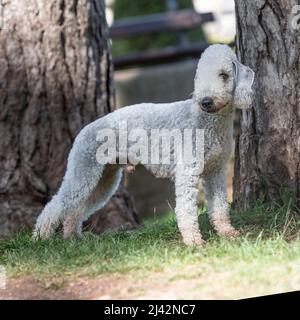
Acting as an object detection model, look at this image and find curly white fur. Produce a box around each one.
[33,44,255,246]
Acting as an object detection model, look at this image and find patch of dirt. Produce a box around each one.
[1,263,298,300]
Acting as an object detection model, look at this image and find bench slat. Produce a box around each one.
[113,42,209,69]
[109,10,214,39]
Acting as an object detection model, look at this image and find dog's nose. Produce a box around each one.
[201,97,214,109]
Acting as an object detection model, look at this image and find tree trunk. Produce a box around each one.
[233,0,300,207]
[0,0,138,237]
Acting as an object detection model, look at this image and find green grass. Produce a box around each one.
[0,197,299,282]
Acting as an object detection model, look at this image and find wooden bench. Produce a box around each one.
[109,9,214,69]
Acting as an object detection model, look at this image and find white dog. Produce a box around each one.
[33,44,255,246]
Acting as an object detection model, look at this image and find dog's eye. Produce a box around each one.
[219,72,229,81]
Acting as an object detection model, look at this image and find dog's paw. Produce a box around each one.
[183,235,206,247]
[32,221,54,240]
[193,238,206,247]
[32,230,41,241]
[212,218,240,240]
[217,226,240,240]
[63,228,84,240]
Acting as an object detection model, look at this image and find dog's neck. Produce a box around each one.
[191,101,235,133]
[207,111,234,139]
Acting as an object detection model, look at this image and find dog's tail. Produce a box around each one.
[32,194,63,240]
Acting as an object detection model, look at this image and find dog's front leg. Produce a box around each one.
[202,165,239,239]
[175,168,204,246]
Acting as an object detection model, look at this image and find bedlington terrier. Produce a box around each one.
[33,44,255,246]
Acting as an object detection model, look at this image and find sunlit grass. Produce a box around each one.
[0,196,299,282]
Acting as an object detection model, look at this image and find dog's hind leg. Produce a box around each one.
[62,203,87,240]
[33,138,105,240]
[33,163,104,240]
[62,165,123,239]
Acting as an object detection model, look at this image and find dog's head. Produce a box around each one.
[193,44,255,114]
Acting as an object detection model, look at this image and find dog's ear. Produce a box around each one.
[232,60,255,110]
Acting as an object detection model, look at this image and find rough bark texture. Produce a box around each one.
[0,0,138,237]
[234,0,300,207]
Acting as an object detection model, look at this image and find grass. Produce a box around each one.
[0,196,299,284]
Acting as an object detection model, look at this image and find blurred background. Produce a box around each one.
[106,0,236,218]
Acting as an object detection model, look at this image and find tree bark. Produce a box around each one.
[234,0,300,208]
[0,0,138,237]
